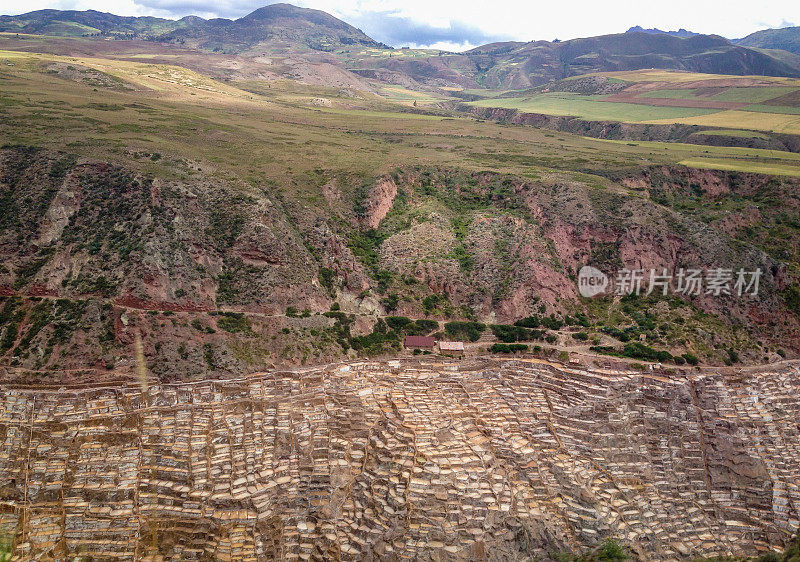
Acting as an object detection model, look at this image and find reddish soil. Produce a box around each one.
[113,295,215,312]
[25,284,58,297]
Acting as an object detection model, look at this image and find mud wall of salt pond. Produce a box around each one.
[1,358,798,559]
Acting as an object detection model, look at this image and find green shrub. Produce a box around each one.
[445,321,486,342]
[449,244,474,271]
[490,324,539,343]
[348,229,386,272]
[422,293,446,314]
[216,269,238,303]
[565,313,590,327]
[601,326,632,342]
[217,312,251,334]
[541,315,564,330]
[572,332,589,341]
[348,318,402,356]
[375,269,394,294]
[682,353,699,365]
[489,343,528,353]
[783,284,800,317]
[203,343,216,369]
[514,315,540,328]
[0,324,18,356]
[381,293,399,312]
[597,539,627,561]
[385,316,413,330]
[414,319,439,334]
[318,267,336,294]
[591,343,676,364]
[207,208,245,249]
[622,342,672,362]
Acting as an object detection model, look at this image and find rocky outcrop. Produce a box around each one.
[362,177,398,229]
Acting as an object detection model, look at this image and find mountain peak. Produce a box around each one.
[239,3,348,29]
[241,3,310,19]
[626,25,698,38]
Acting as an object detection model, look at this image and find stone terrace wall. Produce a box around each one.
[0,359,798,559]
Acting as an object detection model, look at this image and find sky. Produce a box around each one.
[2,0,799,51]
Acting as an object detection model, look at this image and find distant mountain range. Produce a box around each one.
[2,4,800,88]
[626,26,698,38]
[459,32,800,88]
[736,26,800,55]
[0,3,389,53]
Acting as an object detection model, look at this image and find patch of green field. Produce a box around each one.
[695,129,771,139]
[378,85,444,105]
[742,104,800,115]
[651,110,800,134]
[639,89,702,100]
[347,47,447,60]
[679,157,800,177]
[469,92,721,122]
[3,49,800,189]
[638,86,799,103]
[459,88,519,98]
[562,75,627,84]
[711,86,798,102]
[589,138,800,161]
[595,69,800,86]
[41,21,102,37]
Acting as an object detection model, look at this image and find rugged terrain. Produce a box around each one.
[1,5,800,560]
[1,46,799,381]
[1,357,799,559]
[4,5,800,91]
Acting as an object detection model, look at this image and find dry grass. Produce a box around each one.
[2,48,800,187]
[647,110,800,134]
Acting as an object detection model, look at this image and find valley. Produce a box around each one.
[1,4,800,559]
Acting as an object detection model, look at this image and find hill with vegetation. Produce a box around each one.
[737,26,800,55]
[0,3,387,53]
[464,70,800,151]
[1,9,800,561]
[3,5,800,89]
[461,33,800,89]
[0,47,798,381]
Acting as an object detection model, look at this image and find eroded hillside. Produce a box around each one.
[1,143,799,379]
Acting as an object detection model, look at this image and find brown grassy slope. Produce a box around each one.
[0,48,799,379]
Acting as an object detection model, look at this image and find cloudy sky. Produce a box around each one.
[2,0,799,51]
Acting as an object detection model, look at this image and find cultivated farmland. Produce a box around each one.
[469,70,800,135]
